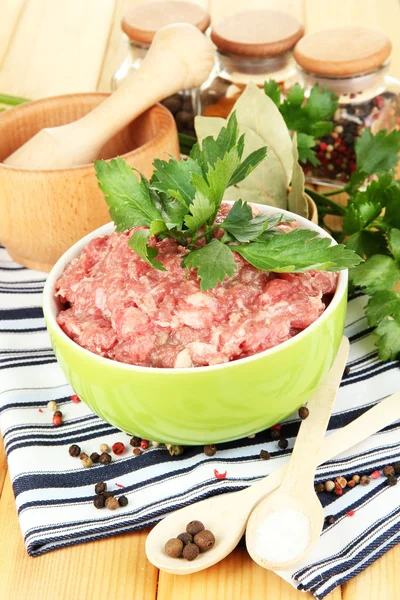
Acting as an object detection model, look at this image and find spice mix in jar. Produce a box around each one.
[196,9,304,119]
[294,27,400,186]
[112,0,211,136]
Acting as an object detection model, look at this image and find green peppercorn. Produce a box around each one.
[93,495,106,509]
[105,496,119,510]
[90,452,100,464]
[168,444,184,456]
[298,406,309,420]
[177,532,193,545]
[53,410,63,418]
[68,444,81,457]
[259,450,270,460]
[130,436,142,447]
[165,538,183,558]
[270,429,280,440]
[324,480,335,493]
[94,482,107,495]
[186,520,205,536]
[100,443,110,453]
[193,530,215,552]
[394,462,400,475]
[278,438,288,450]
[81,457,93,468]
[183,542,199,561]
[204,444,216,457]
[325,515,335,525]
[315,483,325,493]
[387,475,397,486]
[99,452,112,465]
[383,465,395,477]
[118,495,129,507]
[352,474,360,484]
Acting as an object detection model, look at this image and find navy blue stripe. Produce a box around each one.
[0,326,47,333]
[0,289,44,294]
[0,358,57,371]
[0,265,26,271]
[0,306,43,320]
[0,352,54,364]
[341,362,400,386]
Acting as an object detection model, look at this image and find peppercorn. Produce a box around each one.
[52,414,62,427]
[103,491,114,499]
[347,479,356,488]
[259,450,270,460]
[105,496,119,510]
[151,441,160,448]
[129,436,141,447]
[53,410,63,418]
[247,434,256,439]
[100,443,110,453]
[94,482,107,495]
[270,429,280,440]
[81,457,93,468]
[278,438,288,450]
[168,445,184,456]
[360,475,370,486]
[335,476,347,489]
[383,465,395,477]
[70,394,80,403]
[118,495,129,507]
[183,542,199,561]
[186,520,205,536]
[194,530,215,552]
[352,474,360,484]
[325,515,335,525]
[177,532,193,545]
[80,452,88,460]
[334,481,343,495]
[90,452,100,464]
[387,475,397,486]
[69,444,81,457]
[140,440,149,450]
[165,538,183,558]
[204,444,217,457]
[133,448,141,456]
[315,483,325,493]
[394,462,400,475]
[47,400,57,412]
[99,452,112,465]
[324,480,335,493]
[93,494,106,509]
[112,442,125,455]
[298,406,309,420]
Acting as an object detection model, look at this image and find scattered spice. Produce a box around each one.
[100,443,110,453]
[247,434,256,439]
[370,470,381,480]
[347,479,356,488]
[80,452,89,460]
[47,400,58,412]
[394,462,400,475]
[68,444,81,457]
[133,448,141,456]
[324,480,335,492]
[334,481,343,496]
[118,495,129,507]
[151,441,160,448]
[115,483,124,489]
[344,365,351,377]
[387,475,398,486]
[183,542,200,561]
[383,465,395,477]
[140,440,149,450]
[95,482,107,495]
[52,414,63,427]
[360,475,371,486]
[165,538,183,558]
[90,452,100,464]
[352,474,360,484]
[112,442,125,455]
[325,515,335,525]
[270,429,280,440]
[214,469,227,480]
[105,496,119,510]
[93,495,106,509]
[347,510,355,517]
[53,410,62,418]
[194,530,215,552]
[168,445,184,456]
[298,406,309,420]
[70,394,81,403]
[81,457,93,468]
[335,476,347,489]
[260,450,270,460]
[315,483,325,493]
[278,438,288,450]
[38,408,44,413]
[99,452,112,465]
[186,521,205,536]
[129,436,141,447]
[271,424,281,432]
[204,444,217,457]
[177,532,193,545]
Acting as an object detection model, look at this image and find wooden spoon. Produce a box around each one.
[245,337,349,570]
[3,23,214,170]
[147,346,400,575]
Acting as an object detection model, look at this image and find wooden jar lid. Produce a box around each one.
[211,10,304,57]
[294,28,392,76]
[122,1,211,45]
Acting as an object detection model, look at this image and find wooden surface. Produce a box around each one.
[1,1,400,599]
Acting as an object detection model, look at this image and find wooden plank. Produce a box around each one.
[0,0,26,68]
[157,547,342,600]
[342,545,400,600]
[0,435,6,498]
[0,0,117,99]
[0,474,159,600]
[305,0,400,79]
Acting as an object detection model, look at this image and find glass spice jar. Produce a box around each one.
[111,0,211,136]
[294,28,400,187]
[196,10,304,118]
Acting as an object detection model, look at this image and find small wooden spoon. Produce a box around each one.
[245,337,349,570]
[3,23,214,169]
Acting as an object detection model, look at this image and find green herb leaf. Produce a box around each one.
[279,83,337,138]
[151,156,201,206]
[94,158,163,230]
[383,183,400,229]
[346,230,389,258]
[350,254,400,294]
[128,229,166,271]
[286,83,305,108]
[374,317,400,361]
[389,228,400,264]
[296,132,320,166]
[182,239,237,291]
[184,192,215,232]
[263,80,282,105]
[228,146,268,187]
[366,290,400,326]
[220,200,270,242]
[355,128,400,175]
[233,229,362,272]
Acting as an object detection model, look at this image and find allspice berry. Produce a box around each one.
[69,444,81,457]
[315,483,325,493]
[186,520,205,536]
[90,452,100,464]
[95,482,107,495]
[165,538,183,558]
[99,452,112,465]
[259,450,270,460]
[298,406,309,420]
[103,491,114,499]
[394,462,400,475]
[204,444,217,457]
[100,443,110,453]
[177,532,193,545]
[270,429,280,440]
[183,542,200,561]
[105,496,119,510]
[54,410,63,418]
[278,438,288,450]
[93,495,106,509]
[383,465,395,477]
[387,475,397,486]
[324,480,335,493]
[194,530,215,552]
[335,476,347,489]
[325,515,335,525]
[133,448,141,456]
[130,436,141,447]
[81,457,93,468]
[360,475,370,486]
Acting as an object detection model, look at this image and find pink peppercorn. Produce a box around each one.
[370,470,381,480]
[112,442,125,455]
[52,415,63,427]
[140,440,149,450]
[70,394,81,404]
[334,482,343,496]
[319,142,327,152]
[347,510,355,517]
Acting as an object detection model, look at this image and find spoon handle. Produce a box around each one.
[279,337,349,492]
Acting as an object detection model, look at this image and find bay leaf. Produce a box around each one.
[288,133,309,218]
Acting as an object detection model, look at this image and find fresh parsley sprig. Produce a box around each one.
[95,112,361,292]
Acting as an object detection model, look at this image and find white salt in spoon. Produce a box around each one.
[245,337,349,570]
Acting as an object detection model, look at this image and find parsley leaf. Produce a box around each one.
[297,132,320,166]
[94,158,163,230]
[182,239,237,291]
[263,80,281,105]
[350,255,400,294]
[151,156,201,206]
[220,200,270,242]
[389,228,400,264]
[346,230,389,258]
[374,318,400,361]
[184,192,215,232]
[383,183,400,229]
[128,229,165,271]
[366,291,400,360]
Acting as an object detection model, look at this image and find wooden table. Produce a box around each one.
[0,1,399,599]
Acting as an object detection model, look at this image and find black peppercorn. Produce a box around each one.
[183,542,199,561]
[383,465,395,477]
[94,482,107,495]
[298,406,309,420]
[186,520,205,536]
[259,450,270,460]
[165,538,183,558]
[93,494,106,509]
[270,429,280,440]
[177,532,193,545]
[69,444,81,457]
[387,475,397,486]
[325,515,335,525]
[344,365,351,377]
[90,452,100,464]
[118,495,129,507]
[278,438,288,450]
[194,530,215,552]
[394,462,400,475]
[315,483,325,493]
[54,410,63,418]
[204,444,217,457]
[130,436,142,447]
[99,452,112,465]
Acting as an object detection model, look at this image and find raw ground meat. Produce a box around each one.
[55,210,338,368]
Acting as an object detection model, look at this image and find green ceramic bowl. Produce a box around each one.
[43,203,348,445]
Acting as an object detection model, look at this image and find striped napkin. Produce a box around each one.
[1,244,399,600]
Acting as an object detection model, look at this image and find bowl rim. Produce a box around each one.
[0,93,176,174]
[43,202,348,374]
